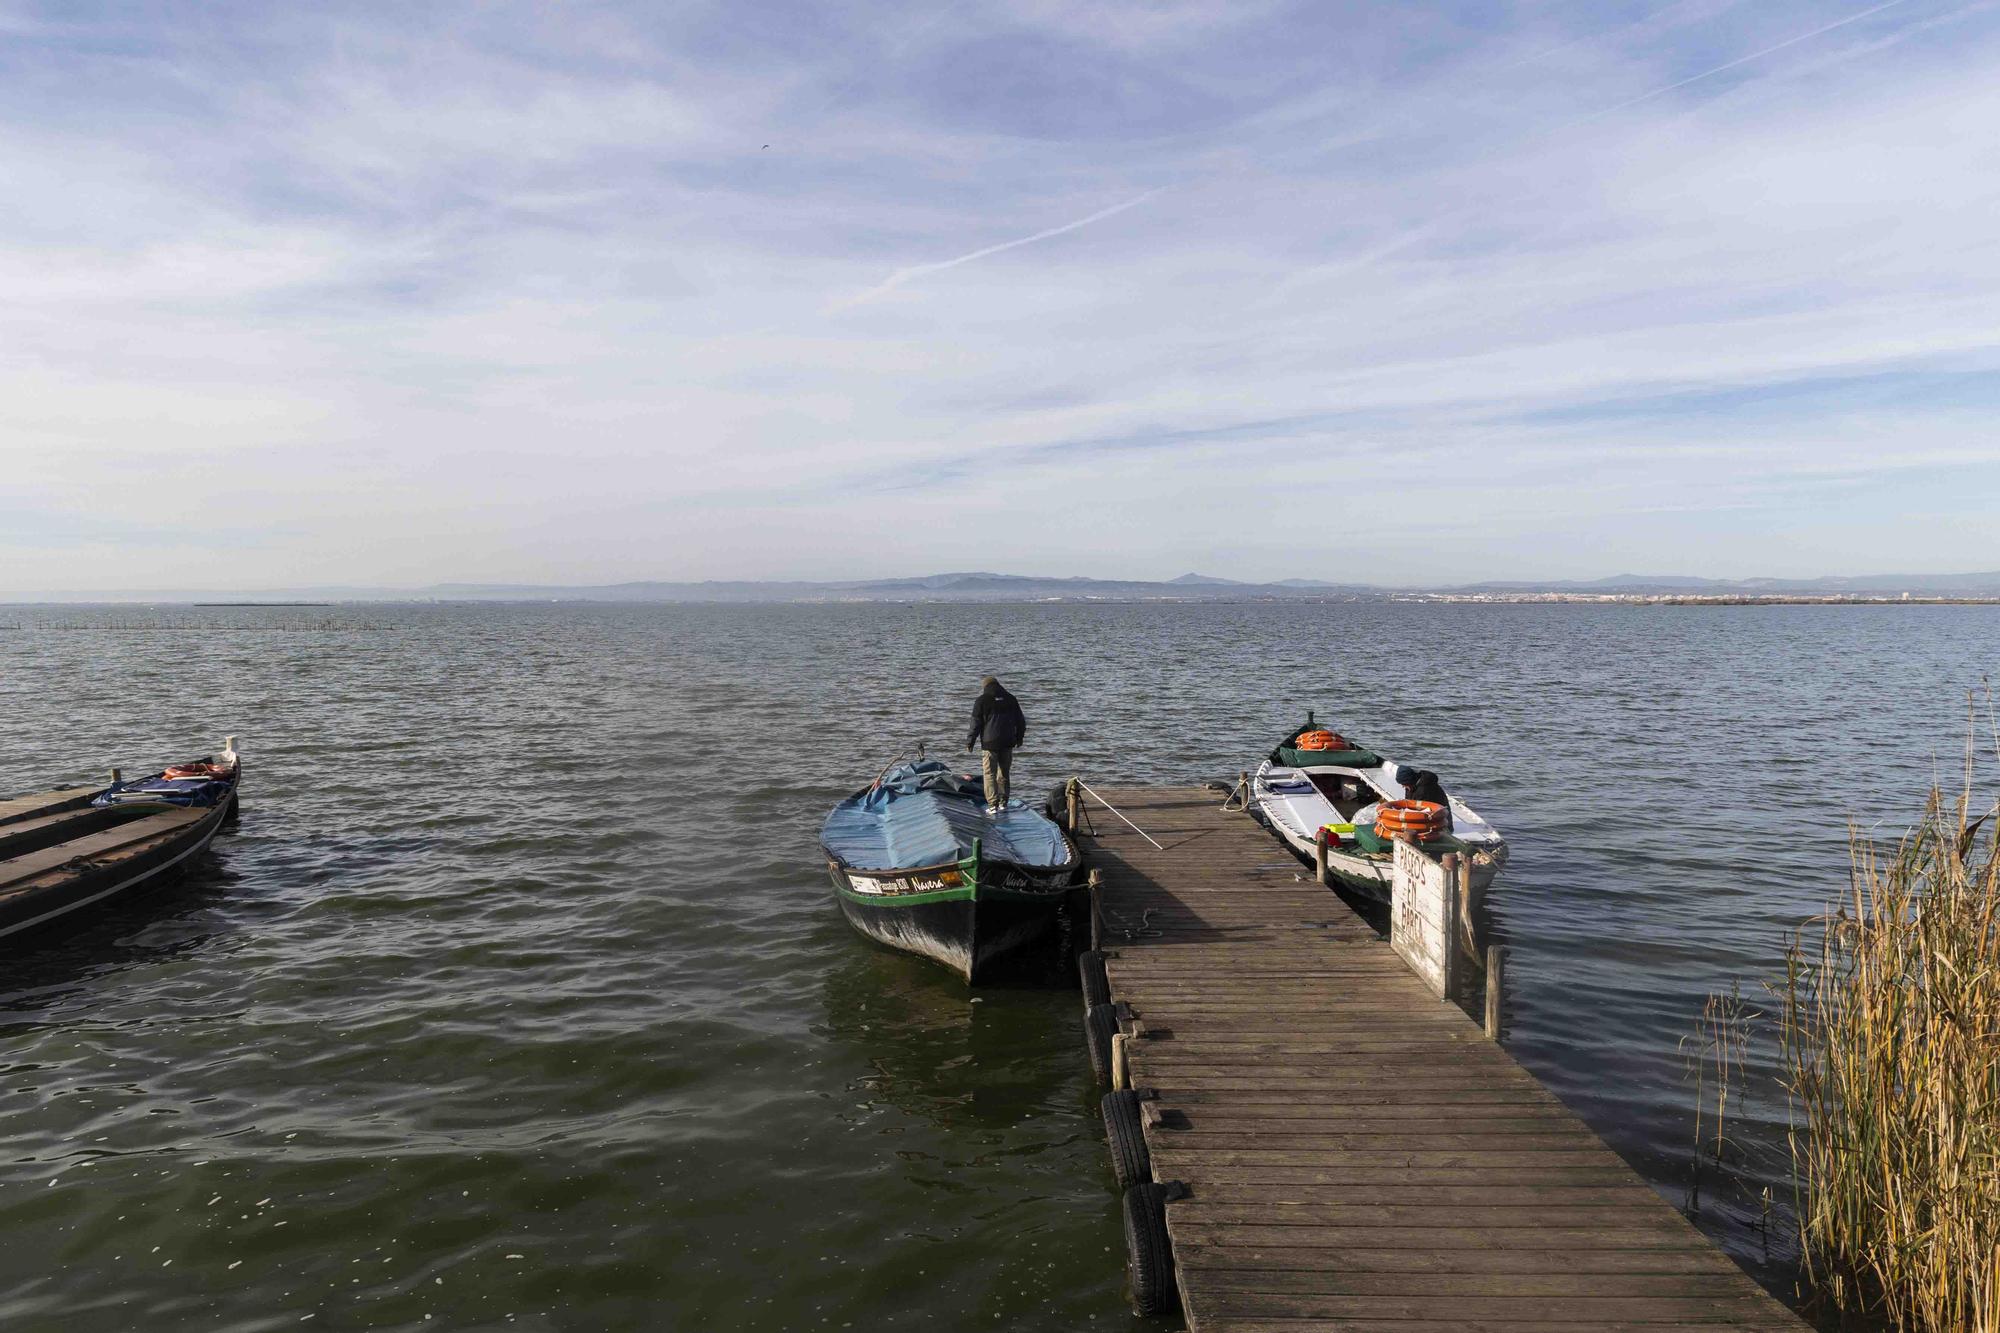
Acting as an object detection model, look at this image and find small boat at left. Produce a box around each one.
[0,738,242,940]
[820,755,1084,982]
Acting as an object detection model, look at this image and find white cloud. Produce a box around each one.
[2,0,1997,590]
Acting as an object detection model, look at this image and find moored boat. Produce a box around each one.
[820,757,1083,982]
[0,739,242,940]
[1250,717,1507,901]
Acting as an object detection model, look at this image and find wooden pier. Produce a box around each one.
[1074,785,1805,1331]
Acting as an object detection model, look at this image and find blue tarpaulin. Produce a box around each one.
[94,777,232,809]
[820,760,1073,872]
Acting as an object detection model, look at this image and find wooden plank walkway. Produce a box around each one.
[1080,786,1805,1332]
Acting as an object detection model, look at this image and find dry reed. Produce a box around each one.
[1779,730,2000,1330]
[1681,985,1758,1216]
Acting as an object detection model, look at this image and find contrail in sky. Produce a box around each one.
[841,189,1163,308]
[1591,0,1912,116]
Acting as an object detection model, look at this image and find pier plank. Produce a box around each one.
[1078,786,1802,1332]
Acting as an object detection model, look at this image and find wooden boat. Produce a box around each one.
[1249,717,1506,902]
[0,739,241,940]
[820,756,1083,982]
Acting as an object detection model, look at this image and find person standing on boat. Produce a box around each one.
[966,677,1028,815]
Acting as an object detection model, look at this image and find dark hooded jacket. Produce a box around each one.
[967,682,1027,752]
[1399,767,1452,825]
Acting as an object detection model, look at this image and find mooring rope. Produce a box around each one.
[1075,780,1165,851]
[1105,906,1161,940]
[866,743,918,788]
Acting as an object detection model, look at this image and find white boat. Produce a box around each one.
[1249,718,1507,902]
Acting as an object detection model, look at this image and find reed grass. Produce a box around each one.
[1778,748,2000,1330]
[1681,984,1757,1216]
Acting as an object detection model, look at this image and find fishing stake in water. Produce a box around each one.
[1076,780,1165,851]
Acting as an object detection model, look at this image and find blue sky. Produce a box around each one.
[4,0,1998,589]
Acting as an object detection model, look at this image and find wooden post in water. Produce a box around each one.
[1485,944,1507,1040]
[1313,826,1329,887]
[1087,867,1104,951]
[109,767,121,786]
[1066,778,1081,834]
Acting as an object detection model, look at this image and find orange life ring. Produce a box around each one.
[1295,729,1348,752]
[1374,799,1445,841]
[1378,799,1444,820]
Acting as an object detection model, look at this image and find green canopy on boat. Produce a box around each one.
[1275,745,1383,769]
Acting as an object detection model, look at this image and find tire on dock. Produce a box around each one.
[1083,1003,1118,1084]
[1121,1182,1178,1316]
[1100,1089,1151,1190]
[1078,949,1110,1009]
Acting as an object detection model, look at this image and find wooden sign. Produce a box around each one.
[1391,839,1458,1000]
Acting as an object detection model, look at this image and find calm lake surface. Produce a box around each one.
[1,600,1994,1330]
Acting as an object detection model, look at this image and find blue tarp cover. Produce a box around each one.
[820,760,1073,872]
[94,776,232,809]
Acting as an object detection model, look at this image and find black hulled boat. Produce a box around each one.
[820,758,1082,982]
[0,739,241,940]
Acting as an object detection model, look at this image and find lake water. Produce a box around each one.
[1,600,1994,1330]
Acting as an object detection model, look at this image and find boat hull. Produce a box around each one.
[1262,812,1507,903]
[827,859,1079,983]
[1251,755,1507,905]
[0,791,236,939]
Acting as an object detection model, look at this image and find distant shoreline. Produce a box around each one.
[6,594,1998,610]
[1401,594,2000,607]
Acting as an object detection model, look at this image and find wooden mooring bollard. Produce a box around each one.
[1485,943,1507,1040]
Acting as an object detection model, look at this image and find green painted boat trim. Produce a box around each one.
[836,882,974,908]
[834,879,1074,908]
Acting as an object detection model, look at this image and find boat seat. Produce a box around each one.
[0,806,157,860]
[0,786,101,829]
[0,807,207,895]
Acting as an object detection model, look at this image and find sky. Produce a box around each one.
[4,0,1999,591]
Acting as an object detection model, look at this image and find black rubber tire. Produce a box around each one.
[1084,1003,1118,1085]
[1122,1182,1178,1316]
[1101,1089,1151,1191]
[1079,950,1111,1010]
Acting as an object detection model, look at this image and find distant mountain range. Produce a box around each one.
[9,570,2000,603]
